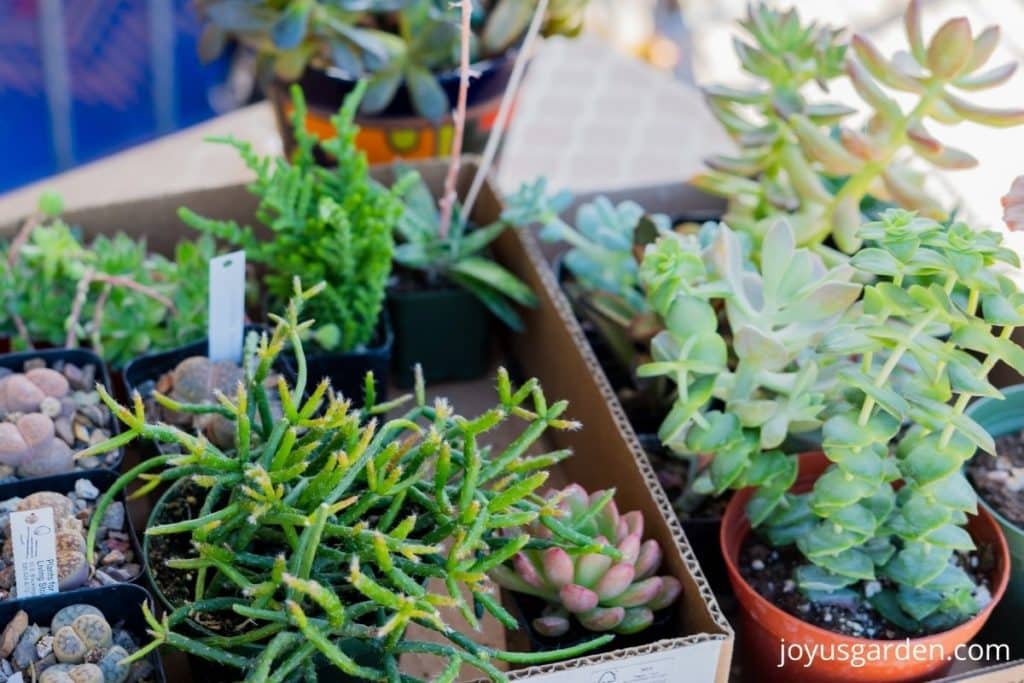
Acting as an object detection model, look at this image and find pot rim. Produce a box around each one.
[720,450,1011,646]
[966,384,1024,537]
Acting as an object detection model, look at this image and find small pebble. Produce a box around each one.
[73,480,99,501]
[99,503,124,532]
[751,559,765,571]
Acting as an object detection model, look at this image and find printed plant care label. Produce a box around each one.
[208,250,247,364]
[10,507,59,598]
[519,641,723,683]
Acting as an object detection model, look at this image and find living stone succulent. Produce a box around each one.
[490,484,681,637]
[0,482,137,599]
[637,219,861,511]
[695,1,1024,257]
[0,360,116,480]
[0,604,150,682]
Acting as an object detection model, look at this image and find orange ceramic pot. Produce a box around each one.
[721,452,1009,683]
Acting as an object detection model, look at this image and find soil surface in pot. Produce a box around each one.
[739,537,996,639]
[967,431,1024,526]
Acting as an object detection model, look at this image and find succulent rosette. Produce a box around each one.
[490,484,681,637]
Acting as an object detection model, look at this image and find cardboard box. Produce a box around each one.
[1,159,733,682]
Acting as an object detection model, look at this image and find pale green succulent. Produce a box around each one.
[638,219,861,503]
[696,0,1024,257]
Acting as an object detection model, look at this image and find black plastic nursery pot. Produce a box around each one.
[388,282,490,388]
[0,583,167,682]
[121,324,281,398]
[0,468,144,601]
[305,314,393,407]
[0,347,124,476]
[268,51,517,165]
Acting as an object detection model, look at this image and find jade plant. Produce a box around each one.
[0,192,212,366]
[180,82,408,354]
[638,219,861,513]
[490,483,681,637]
[392,167,538,330]
[695,1,1024,256]
[196,0,589,120]
[73,281,636,681]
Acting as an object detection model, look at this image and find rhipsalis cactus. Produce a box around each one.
[637,219,861,513]
[179,83,408,353]
[758,210,1024,633]
[75,280,621,682]
[696,1,1024,256]
[490,484,681,637]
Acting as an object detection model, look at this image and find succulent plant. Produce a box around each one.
[392,167,538,330]
[1003,175,1024,231]
[196,0,589,120]
[490,484,680,637]
[637,219,861,513]
[0,194,212,367]
[180,83,408,353]
[75,280,620,682]
[695,1,1024,256]
[742,210,1024,633]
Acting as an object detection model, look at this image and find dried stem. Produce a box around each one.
[65,267,97,349]
[437,0,474,239]
[90,282,113,358]
[7,212,39,267]
[462,0,548,222]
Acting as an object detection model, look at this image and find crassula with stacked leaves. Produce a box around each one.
[490,484,681,637]
[755,210,1024,632]
[637,220,861,513]
[696,1,1024,257]
[73,281,637,682]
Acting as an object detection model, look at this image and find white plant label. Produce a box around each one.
[519,641,723,683]
[208,250,247,363]
[10,507,59,598]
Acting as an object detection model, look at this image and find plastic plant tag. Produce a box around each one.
[10,507,59,598]
[208,250,247,363]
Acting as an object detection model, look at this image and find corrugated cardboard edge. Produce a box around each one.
[0,157,733,682]
[940,661,1024,682]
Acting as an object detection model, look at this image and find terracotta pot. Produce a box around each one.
[721,451,1009,683]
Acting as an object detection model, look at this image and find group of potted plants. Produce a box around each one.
[511,0,1024,680]
[5,0,1024,680]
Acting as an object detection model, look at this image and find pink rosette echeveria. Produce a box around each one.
[489,484,682,637]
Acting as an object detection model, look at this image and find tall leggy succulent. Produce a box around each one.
[757,210,1024,633]
[73,281,619,682]
[637,219,861,513]
[490,484,681,637]
[697,1,1024,256]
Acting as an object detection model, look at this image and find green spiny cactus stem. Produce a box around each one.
[490,484,681,636]
[695,1,1024,257]
[75,279,620,682]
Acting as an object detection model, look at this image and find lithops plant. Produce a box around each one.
[0,604,152,682]
[490,484,681,637]
[695,0,1024,256]
[0,359,116,479]
[0,481,137,599]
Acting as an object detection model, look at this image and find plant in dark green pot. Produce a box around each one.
[389,167,538,387]
[74,281,621,682]
[180,82,407,404]
[195,0,590,164]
